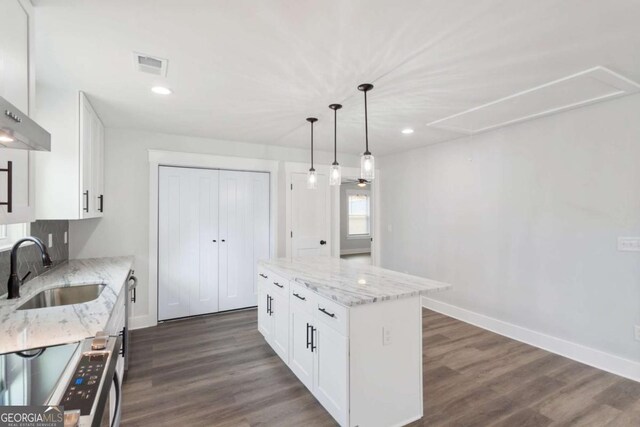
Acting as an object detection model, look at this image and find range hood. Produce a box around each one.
[0,96,51,151]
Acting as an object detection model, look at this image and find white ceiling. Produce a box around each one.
[33,0,640,156]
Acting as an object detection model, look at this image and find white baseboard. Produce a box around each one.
[130,314,157,330]
[340,249,372,255]
[422,297,640,382]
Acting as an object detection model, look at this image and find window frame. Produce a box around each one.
[0,223,30,252]
[346,189,371,239]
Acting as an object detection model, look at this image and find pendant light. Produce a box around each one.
[306,117,318,189]
[328,104,342,186]
[358,83,375,180]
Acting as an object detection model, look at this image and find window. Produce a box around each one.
[348,192,370,237]
[0,223,29,251]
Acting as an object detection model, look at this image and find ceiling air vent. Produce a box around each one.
[133,52,168,77]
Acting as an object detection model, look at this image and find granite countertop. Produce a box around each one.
[260,257,451,307]
[0,256,134,354]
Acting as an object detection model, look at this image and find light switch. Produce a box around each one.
[48,233,53,248]
[64,231,68,244]
[617,237,640,252]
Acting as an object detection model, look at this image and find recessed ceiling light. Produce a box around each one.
[402,128,414,134]
[0,135,14,143]
[151,86,172,95]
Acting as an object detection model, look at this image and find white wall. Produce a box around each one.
[69,128,359,325]
[379,94,640,376]
[340,183,371,254]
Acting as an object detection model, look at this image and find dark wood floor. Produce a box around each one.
[121,308,640,426]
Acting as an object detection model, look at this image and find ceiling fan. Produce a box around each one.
[342,178,370,188]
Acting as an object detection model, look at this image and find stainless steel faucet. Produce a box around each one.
[7,237,53,299]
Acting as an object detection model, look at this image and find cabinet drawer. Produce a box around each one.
[290,281,316,313]
[314,295,348,337]
[257,267,270,288]
[268,272,289,296]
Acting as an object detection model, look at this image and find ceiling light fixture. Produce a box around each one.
[358,83,375,180]
[0,135,14,143]
[151,86,172,95]
[402,128,414,134]
[306,117,318,189]
[357,178,368,188]
[328,104,342,186]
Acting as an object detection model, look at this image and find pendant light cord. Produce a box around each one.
[333,108,338,163]
[364,90,370,154]
[310,120,314,169]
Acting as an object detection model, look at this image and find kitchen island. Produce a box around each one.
[257,257,451,427]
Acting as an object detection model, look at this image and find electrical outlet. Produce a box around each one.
[48,233,53,248]
[635,325,640,342]
[64,231,68,244]
[618,237,640,252]
[383,327,392,346]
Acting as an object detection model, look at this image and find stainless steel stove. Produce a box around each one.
[0,342,79,407]
[1,333,121,427]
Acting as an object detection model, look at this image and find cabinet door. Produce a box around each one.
[79,93,93,218]
[270,292,290,363]
[0,149,32,224]
[91,113,104,216]
[313,322,349,426]
[289,307,314,390]
[257,288,272,340]
[218,170,269,311]
[0,0,29,113]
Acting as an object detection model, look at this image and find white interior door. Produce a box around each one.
[291,172,330,257]
[158,166,219,320]
[218,170,269,311]
[191,168,220,316]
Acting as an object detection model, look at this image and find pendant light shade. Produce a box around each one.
[328,104,342,186]
[358,83,375,181]
[306,117,318,189]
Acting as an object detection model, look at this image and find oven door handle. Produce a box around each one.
[111,371,121,427]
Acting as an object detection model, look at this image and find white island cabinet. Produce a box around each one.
[257,257,451,427]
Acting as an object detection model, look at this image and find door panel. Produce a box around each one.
[79,94,93,218]
[257,288,272,339]
[158,167,193,320]
[290,308,314,390]
[271,292,289,363]
[219,170,269,311]
[313,322,348,426]
[191,169,219,316]
[158,167,220,320]
[0,149,31,224]
[91,113,104,216]
[291,172,330,257]
[0,0,29,113]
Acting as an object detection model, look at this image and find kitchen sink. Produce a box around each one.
[17,284,106,310]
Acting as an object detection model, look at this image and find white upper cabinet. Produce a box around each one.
[79,92,105,218]
[0,0,29,113]
[0,0,35,225]
[35,91,105,220]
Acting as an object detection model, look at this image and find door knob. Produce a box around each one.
[320,240,326,245]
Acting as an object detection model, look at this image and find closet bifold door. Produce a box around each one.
[158,166,220,321]
[218,170,270,311]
